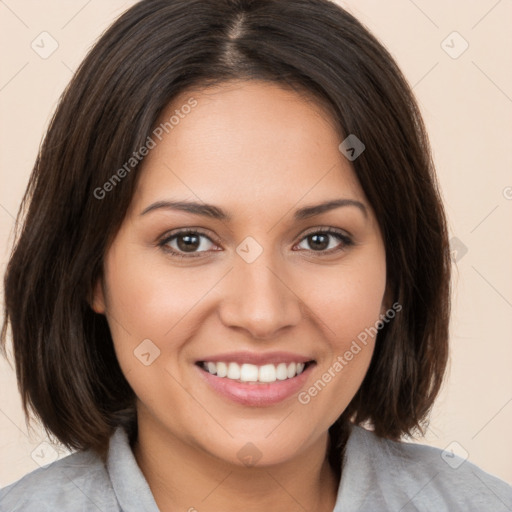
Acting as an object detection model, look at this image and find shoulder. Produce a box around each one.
[0,449,118,512]
[338,425,512,512]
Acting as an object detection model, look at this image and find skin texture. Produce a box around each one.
[93,80,388,512]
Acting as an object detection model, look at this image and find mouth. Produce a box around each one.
[195,356,316,406]
[196,360,315,384]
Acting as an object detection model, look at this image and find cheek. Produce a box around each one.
[102,244,216,338]
[294,248,386,427]
[100,244,228,392]
[99,248,210,419]
[310,246,387,347]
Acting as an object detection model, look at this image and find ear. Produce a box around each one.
[380,282,393,316]
[89,278,107,314]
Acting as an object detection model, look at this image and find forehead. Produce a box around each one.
[131,80,367,218]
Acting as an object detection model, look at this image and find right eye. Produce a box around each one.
[158,229,220,259]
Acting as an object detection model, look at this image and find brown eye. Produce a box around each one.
[175,233,202,252]
[160,230,217,257]
[296,229,353,254]
[306,233,330,251]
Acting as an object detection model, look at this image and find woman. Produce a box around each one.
[1,0,511,510]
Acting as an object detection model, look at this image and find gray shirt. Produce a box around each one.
[1,425,511,511]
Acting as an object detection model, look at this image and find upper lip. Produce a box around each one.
[196,351,314,366]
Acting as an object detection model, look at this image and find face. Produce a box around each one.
[93,80,388,467]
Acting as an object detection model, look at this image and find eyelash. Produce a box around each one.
[157,227,354,259]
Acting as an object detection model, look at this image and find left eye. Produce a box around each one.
[295,230,352,253]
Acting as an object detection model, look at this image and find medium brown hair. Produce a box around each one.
[1,0,450,470]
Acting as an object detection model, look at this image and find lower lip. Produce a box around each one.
[196,363,314,406]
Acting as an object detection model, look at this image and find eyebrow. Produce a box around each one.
[140,198,368,221]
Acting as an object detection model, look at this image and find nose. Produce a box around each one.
[217,250,303,340]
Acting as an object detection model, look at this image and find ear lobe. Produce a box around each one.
[90,278,106,314]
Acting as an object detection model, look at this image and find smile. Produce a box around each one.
[199,361,310,383]
[195,357,316,406]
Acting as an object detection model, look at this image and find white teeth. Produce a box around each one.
[216,362,227,378]
[201,360,309,383]
[276,363,288,380]
[287,362,297,378]
[240,363,259,382]
[259,364,276,383]
[227,362,240,380]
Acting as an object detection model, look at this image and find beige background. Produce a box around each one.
[1,0,511,488]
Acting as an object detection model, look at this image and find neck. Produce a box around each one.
[132,417,341,512]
